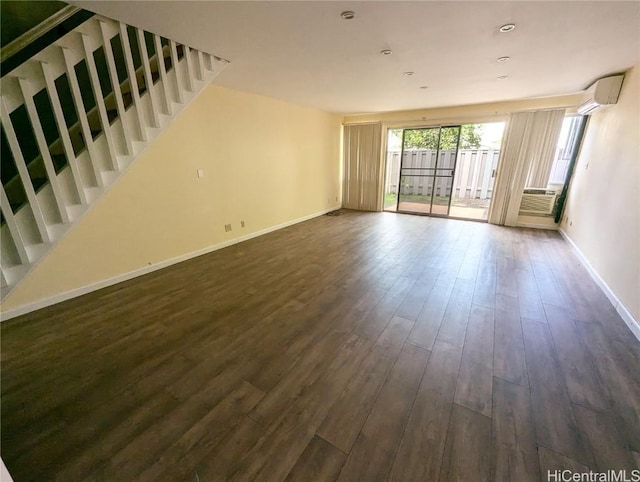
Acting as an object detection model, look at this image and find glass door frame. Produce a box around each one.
[395,126,441,215]
[394,124,462,217]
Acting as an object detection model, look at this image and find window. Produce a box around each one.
[548,116,583,185]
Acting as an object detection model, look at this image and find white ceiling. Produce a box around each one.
[71,1,640,114]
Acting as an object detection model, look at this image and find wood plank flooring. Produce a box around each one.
[2,210,639,481]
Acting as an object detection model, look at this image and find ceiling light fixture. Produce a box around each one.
[499,23,516,33]
[380,49,392,55]
[341,11,355,20]
[498,75,509,80]
[497,56,510,62]
[404,71,414,76]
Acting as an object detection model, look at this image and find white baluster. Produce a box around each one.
[0,185,30,264]
[169,40,184,104]
[17,78,69,223]
[0,97,51,243]
[136,28,160,127]
[196,50,205,81]
[40,61,87,205]
[184,45,194,92]
[61,47,104,188]
[98,20,133,155]
[118,22,147,142]
[153,35,172,115]
[81,33,118,171]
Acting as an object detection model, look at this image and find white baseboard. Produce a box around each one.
[559,228,640,342]
[0,206,342,322]
[516,222,559,230]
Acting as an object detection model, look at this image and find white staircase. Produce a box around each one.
[0,14,228,299]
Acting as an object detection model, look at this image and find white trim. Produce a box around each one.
[99,20,134,155]
[153,34,172,114]
[196,50,205,80]
[559,228,640,342]
[0,185,30,264]
[18,77,70,223]
[1,457,14,482]
[233,206,341,244]
[169,40,184,104]
[1,97,51,242]
[61,47,104,188]
[184,45,195,92]
[41,60,89,203]
[81,33,118,170]
[516,222,558,230]
[136,27,161,128]
[0,206,341,321]
[119,22,147,142]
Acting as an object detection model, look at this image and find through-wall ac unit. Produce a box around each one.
[577,75,624,115]
[519,188,557,215]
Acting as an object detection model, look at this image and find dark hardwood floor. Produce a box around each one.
[2,210,639,481]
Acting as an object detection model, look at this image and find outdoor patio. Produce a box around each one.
[384,148,499,220]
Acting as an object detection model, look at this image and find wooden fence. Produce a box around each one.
[384,149,500,199]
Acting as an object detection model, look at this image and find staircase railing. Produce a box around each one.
[0,13,228,297]
[1,4,95,76]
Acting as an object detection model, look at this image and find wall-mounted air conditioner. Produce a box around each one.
[519,188,558,215]
[577,75,624,115]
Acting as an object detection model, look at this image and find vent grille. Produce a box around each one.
[519,193,557,215]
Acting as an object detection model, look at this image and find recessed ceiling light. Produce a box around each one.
[380,49,392,55]
[341,11,355,20]
[497,56,510,63]
[404,71,414,76]
[420,85,428,89]
[498,75,509,80]
[499,23,516,33]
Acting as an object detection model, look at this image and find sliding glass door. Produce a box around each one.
[384,123,505,221]
[396,127,438,214]
[395,126,461,216]
[449,122,505,220]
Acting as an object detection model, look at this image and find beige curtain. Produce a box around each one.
[525,110,566,188]
[489,109,565,226]
[342,123,383,211]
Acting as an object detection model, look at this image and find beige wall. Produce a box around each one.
[2,84,342,311]
[561,64,640,324]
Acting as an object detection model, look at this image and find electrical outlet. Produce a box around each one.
[224,224,232,232]
[241,220,245,228]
